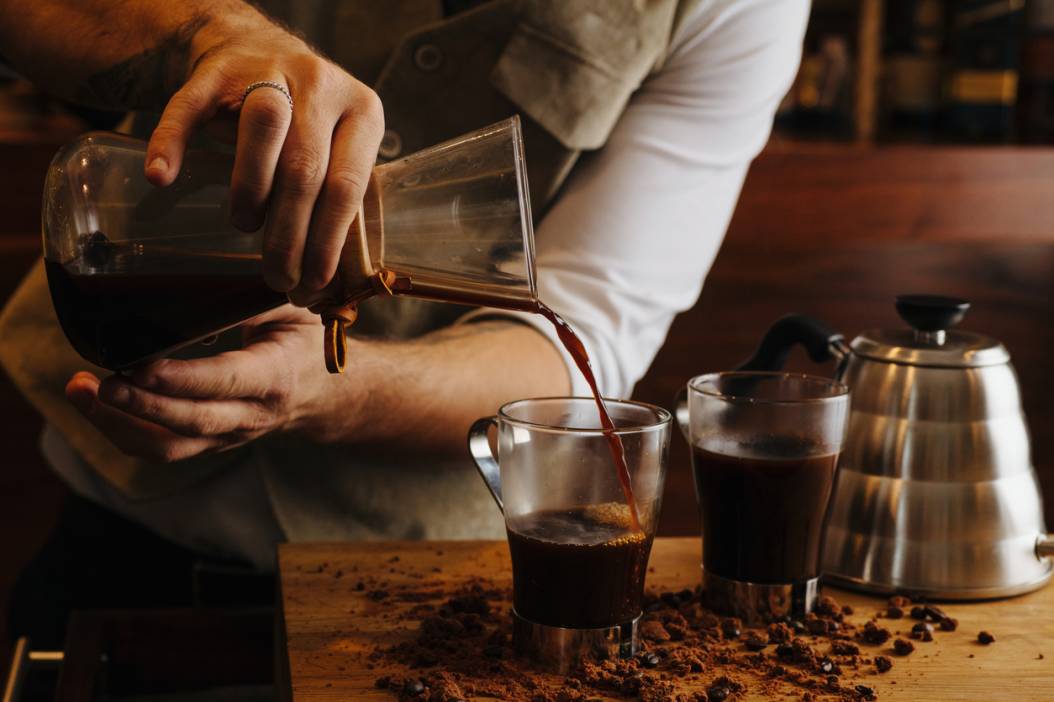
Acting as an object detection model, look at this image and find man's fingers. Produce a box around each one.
[229,86,294,231]
[127,348,283,401]
[262,102,334,292]
[289,109,383,306]
[97,376,271,438]
[65,373,216,462]
[146,73,222,187]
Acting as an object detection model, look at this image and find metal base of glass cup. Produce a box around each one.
[703,570,819,625]
[512,610,639,674]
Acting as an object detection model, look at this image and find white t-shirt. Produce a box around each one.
[43,0,811,568]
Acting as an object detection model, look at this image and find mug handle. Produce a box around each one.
[468,416,504,512]
[674,386,690,442]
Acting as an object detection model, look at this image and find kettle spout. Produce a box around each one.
[1036,534,1054,560]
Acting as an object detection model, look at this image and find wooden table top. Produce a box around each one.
[277,538,1054,701]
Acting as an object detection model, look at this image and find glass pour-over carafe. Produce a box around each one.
[42,117,536,373]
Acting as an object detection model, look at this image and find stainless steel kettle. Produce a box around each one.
[740,294,1054,599]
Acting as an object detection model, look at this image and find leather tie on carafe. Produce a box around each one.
[309,176,391,374]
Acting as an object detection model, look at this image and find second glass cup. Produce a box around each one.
[678,372,849,623]
[468,397,671,672]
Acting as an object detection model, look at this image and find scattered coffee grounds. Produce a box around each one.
[367,579,987,701]
[978,631,995,645]
[706,675,742,701]
[767,621,793,644]
[861,621,891,645]
[720,618,742,639]
[831,641,860,656]
[743,632,767,652]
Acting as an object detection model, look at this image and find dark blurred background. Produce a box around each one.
[774,0,1053,144]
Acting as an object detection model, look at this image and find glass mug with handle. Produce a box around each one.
[468,397,671,672]
[676,372,849,624]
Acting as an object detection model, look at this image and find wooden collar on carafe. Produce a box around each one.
[314,269,396,374]
[312,177,392,374]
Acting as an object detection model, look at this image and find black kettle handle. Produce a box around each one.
[737,314,846,371]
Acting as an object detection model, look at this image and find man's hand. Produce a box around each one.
[145,16,385,305]
[147,15,384,306]
[65,306,334,463]
[64,313,571,463]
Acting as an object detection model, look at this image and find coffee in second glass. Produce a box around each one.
[679,372,849,623]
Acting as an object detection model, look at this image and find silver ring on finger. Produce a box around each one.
[242,80,293,112]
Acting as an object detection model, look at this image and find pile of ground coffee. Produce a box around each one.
[371,583,981,702]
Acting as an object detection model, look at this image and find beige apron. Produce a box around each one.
[0,0,696,545]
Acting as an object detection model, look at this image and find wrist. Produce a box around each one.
[184,3,291,80]
[288,335,376,445]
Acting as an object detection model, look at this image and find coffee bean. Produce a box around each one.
[910,606,927,620]
[855,684,876,700]
[790,619,807,634]
[707,684,730,702]
[886,606,904,619]
[923,605,948,622]
[775,643,795,659]
[818,656,836,674]
[978,631,995,645]
[894,638,915,656]
[875,655,893,673]
[911,622,934,641]
[939,617,959,632]
[402,679,425,696]
[842,605,855,615]
[640,652,660,669]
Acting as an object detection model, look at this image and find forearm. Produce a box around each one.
[308,321,571,455]
[0,0,275,109]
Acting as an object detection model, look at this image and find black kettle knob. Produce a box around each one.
[895,294,970,332]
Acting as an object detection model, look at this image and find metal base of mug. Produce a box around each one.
[512,610,639,674]
[703,570,819,625]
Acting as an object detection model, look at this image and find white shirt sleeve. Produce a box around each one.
[462,0,810,398]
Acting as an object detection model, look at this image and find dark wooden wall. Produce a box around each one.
[637,145,1054,536]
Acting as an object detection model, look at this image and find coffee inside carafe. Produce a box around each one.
[46,231,286,370]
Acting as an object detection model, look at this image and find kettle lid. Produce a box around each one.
[851,295,1009,368]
